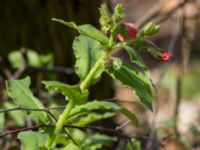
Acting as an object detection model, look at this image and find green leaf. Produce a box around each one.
[140,22,160,37]
[82,133,116,150]
[4,102,26,126]
[75,112,115,126]
[43,81,88,105]
[112,4,124,24]
[122,45,147,69]
[0,112,5,132]
[106,58,153,110]
[6,77,48,124]
[68,101,139,126]
[18,131,47,150]
[63,142,81,150]
[52,18,109,45]
[73,35,104,84]
[78,24,109,45]
[52,18,78,29]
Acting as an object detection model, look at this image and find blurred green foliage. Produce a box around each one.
[0,0,102,66]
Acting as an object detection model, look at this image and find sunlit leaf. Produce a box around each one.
[75,112,115,126]
[6,77,48,124]
[106,58,153,110]
[73,35,104,84]
[68,101,139,126]
[52,18,109,45]
[122,45,147,69]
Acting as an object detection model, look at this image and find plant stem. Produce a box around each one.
[80,50,110,90]
[47,47,111,148]
[47,101,74,147]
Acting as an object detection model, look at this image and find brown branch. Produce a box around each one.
[0,123,159,143]
[0,106,57,122]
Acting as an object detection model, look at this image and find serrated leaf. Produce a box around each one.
[43,81,88,105]
[78,24,109,45]
[106,58,153,110]
[73,35,104,84]
[6,77,48,124]
[75,112,115,126]
[122,45,147,69]
[4,102,26,126]
[18,131,47,150]
[68,101,139,126]
[52,18,109,45]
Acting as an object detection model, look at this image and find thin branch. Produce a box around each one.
[0,106,57,122]
[29,65,74,75]
[0,123,157,142]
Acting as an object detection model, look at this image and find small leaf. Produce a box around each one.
[78,24,109,45]
[75,112,115,126]
[52,18,109,45]
[68,101,139,126]
[140,22,160,36]
[73,35,104,84]
[122,45,147,69]
[6,77,48,124]
[18,131,47,150]
[52,18,78,29]
[106,58,153,110]
[43,81,88,105]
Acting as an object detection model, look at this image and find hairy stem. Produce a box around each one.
[80,50,109,90]
[47,101,74,147]
[47,48,111,148]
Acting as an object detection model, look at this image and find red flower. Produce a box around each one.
[159,51,172,62]
[116,22,137,42]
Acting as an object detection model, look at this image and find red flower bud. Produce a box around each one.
[159,51,172,62]
[116,22,137,42]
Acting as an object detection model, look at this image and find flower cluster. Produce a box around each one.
[116,22,137,42]
[159,51,172,62]
[117,22,172,62]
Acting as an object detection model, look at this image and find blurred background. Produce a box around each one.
[0,0,200,149]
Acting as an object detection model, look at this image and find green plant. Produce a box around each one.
[3,3,171,150]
